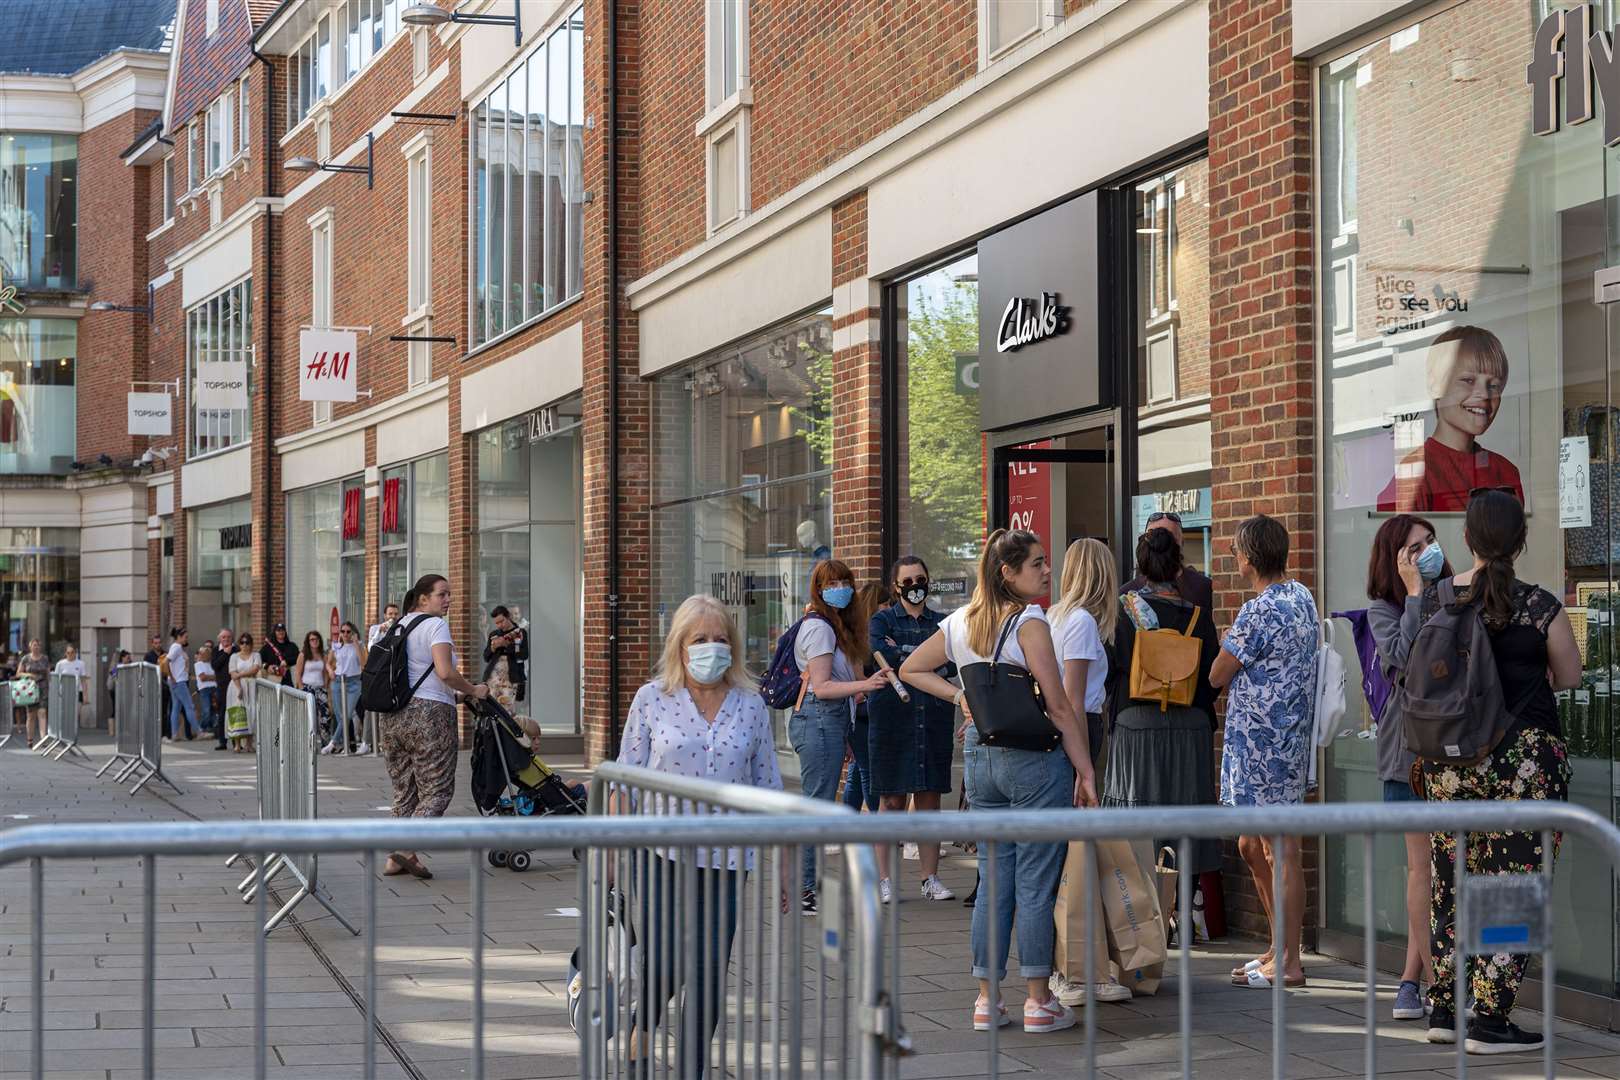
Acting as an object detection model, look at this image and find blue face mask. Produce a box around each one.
[821,585,854,610]
[1416,542,1446,582]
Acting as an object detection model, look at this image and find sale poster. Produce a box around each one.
[1007,438,1051,604]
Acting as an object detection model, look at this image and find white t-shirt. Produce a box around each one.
[196,661,217,689]
[401,612,457,706]
[367,620,394,648]
[941,604,1048,671]
[793,616,854,686]
[53,658,85,679]
[1050,607,1109,714]
[300,655,327,688]
[166,642,190,684]
[332,642,361,677]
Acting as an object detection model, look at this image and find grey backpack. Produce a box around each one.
[1397,578,1524,766]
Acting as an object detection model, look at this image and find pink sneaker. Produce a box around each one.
[1023,996,1077,1034]
[972,998,1009,1031]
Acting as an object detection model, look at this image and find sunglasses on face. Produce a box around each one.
[1148,512,1182,525]
[897,576,928,589]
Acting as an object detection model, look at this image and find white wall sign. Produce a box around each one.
[128,392,172,436]
[1559,435,1592,529]
[194,361,249,410]
[299,329,358,403]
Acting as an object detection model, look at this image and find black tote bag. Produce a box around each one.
[960,612,1061,752]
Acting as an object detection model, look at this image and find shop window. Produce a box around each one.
[286,477,367,637]
[468,6,584,348]
[0,527,78,655]
[189,500,252,640]
[1315,3,1620,995]
[378,453,449,609]
[185,279,252,458]
[0,132,77,290]
[0,318,75,475]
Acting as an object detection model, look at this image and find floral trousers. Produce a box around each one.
[1421,726,1570,1018]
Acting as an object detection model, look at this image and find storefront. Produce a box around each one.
[0,318,75,476]
[285,475,366,640]
[378,452,449,610]
[650,309,834,740]
[885,149,1212,595]
[187,498,252,639]
[1316,0,1620,1008]
[0,526,78,655]
[474,395,583,733]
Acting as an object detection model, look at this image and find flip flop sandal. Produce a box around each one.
[402,855,434,880]
[382,853,411,876]
[1234,968,1307,989]
[1230,957,1266,979]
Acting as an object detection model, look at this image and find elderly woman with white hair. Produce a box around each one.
[617,594,783,1074]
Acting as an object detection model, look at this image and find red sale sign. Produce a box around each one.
[1007,439,1051,605]
[298,329,358,403]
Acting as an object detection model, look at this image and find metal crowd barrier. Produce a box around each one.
[33,672,87,761]
[0,680,15,748]
[93,663,177,795]
[4,801,1619,1080]
[229,678,356,935]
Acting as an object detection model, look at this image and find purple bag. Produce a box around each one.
[1329,608,1392,724]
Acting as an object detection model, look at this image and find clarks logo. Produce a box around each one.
[995,292,1070,353]
[1528,4,1620,143]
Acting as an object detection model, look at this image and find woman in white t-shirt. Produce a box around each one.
[382,574,489,880]
[52,644,87,704]
[901,528,1096,1038]
[787,558,888,911]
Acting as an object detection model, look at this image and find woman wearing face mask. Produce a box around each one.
[1364,514,1449,1020]
[789,559,889,913]
[617,594,783,1070]
[867,556,958,904]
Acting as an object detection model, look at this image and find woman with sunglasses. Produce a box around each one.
[1122,511,1213,612]
[867,555,958,904]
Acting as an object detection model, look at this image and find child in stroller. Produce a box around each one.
[468,695,586,871]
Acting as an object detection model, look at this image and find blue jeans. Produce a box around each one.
[168,681,200,738]
[962,726,1073,981]
[843,711,874,811]
[634,856,738,1076]
[1383,778,1420,802]
[332,675,361,744]
[197,687,218,733]
[788,692,850,893]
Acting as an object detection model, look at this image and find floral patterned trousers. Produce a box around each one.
[1421,727,1570,1018]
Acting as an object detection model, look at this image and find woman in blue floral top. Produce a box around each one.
[1211,514,1319,991]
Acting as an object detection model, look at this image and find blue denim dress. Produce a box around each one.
[866,602,957,796]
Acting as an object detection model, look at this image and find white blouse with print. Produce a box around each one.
[616,681,785,869]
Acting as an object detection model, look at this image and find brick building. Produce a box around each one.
[10,0,1619,1015]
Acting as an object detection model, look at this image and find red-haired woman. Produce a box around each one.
[789,559,887,913]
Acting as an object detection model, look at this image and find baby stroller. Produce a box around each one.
[468,695,586,872]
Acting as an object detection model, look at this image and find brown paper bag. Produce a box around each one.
[1052,841,1111,982]
[1154,845,1179,925]
[1097,838,1168,994]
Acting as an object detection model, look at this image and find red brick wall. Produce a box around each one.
[829,191,883,583]
[1208,0,1317,939]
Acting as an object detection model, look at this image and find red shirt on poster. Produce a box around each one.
[1376,437,1524,512]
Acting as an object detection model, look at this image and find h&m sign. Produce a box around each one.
[1529,3,1620,143]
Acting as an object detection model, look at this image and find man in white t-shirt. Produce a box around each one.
[165,628,202,740]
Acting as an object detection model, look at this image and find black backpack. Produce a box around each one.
[360,616,434,714]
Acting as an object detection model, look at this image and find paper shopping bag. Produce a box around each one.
[1097,838,1168,993]
[1155,845,1180,927]
[1052,841,1112,982]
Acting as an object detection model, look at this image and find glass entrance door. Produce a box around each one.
[991,421,1119,592]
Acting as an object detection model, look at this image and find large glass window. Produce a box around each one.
[651,310,834,741]
[475,399,583,733]
[0,133,76,290]
[0,526,78,656]
[378,452,448,609]
[286,477,366,638]
[186,278,252,457]
[469,6,584,348]
[891,255,983,611]
[189,500,252,639]
[0,318,74,475]
[1317,0,1619,997]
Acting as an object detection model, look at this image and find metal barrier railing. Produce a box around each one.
[0,680,13,748]
[4,801,1618,1080]
[96,663,152,784]
[35,672,87,761]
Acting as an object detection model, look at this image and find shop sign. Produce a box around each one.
[709,569,785,606]
[127,392,172,436]
[528,405,557,442]
[298,329,358,402]
[1133,487,1213,534]
[194,361,249,410]
[0,271,25,316]
[954,353,979,394]
[995,293,1070,353]
[1529,3,1620,145]
[219,523,252,551]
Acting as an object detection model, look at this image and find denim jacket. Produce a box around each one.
[868,601,956,719]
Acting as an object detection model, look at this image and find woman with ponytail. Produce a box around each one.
[380,573,489,880]
[788,559,888,912]
[901,529,1096,1036]
[1416,490,1580,1054]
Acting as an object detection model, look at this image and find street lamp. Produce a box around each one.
[90,283,157,328]
[286,132,374,189]
[401,2,522,47]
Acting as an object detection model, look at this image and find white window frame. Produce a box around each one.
[186,277,254,459]
[239,76,251,156]
[206,0,219,35]
[288,0,404,133]
[705,0,748,113]
[310,207,336,426]
[206,93,232,176]
[705,112,749,234]
[699,0,751,238]
[978,0,1059,67]
[412,26,429,82]
[404,130,433,318]
[187,121,199,191]
[1145,326,1177,405]
[162,154,174,222]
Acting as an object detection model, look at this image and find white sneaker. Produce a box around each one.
[354,741,371,755]
[320,741,337,755]
[879,878,892,904]
[1023,997,1077,1034]
[1050,974,1132,1006]
[919,875,956,901]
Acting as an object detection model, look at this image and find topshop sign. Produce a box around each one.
[1528,3,1620,144]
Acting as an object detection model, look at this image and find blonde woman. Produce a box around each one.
[901,529,1095,1036]
[1046,538,1130,1006]
[617,594,784,1069]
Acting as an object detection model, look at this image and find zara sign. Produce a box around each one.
[1528,3,1620,144]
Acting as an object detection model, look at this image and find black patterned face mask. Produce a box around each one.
[902,584,928,606]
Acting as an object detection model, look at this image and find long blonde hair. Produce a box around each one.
[1049,538,1118,644]
[963,528,1042,657]
[657,595,757,694]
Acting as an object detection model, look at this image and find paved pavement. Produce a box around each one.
[3,732,1619,1079]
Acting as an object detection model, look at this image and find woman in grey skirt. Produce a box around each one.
[1104,527,1222,875]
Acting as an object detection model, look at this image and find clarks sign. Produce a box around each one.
[995,292,1070,353]
[1528,4,1620,143]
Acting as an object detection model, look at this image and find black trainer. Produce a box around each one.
[1427,1006,1457,1044]
[1465,1015,1544,1055]
[800,888,817,916]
